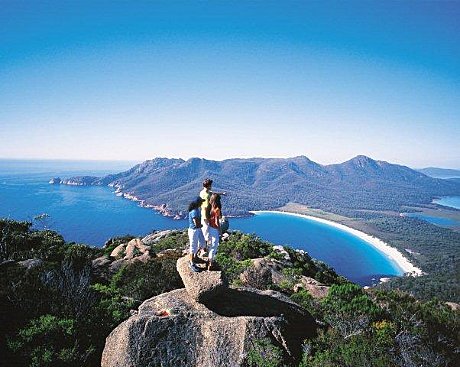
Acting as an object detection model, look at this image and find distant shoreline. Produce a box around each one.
[250,210,423,277]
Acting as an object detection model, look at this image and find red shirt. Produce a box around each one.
[209,207,221,229]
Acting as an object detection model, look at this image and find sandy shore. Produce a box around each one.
[250,210,423,277]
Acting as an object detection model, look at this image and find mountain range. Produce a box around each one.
[58,155,460,217]
[417,167,460,179]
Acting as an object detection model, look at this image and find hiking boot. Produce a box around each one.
[189,262,200,273]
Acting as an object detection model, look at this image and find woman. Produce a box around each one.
[207,193,222,271]
[187,196,206,272]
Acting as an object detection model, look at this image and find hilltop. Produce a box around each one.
[58,155,460,218]
[1,220,459,366]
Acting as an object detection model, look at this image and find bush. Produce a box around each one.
[110,256,183,302]
[7,314,87,367]
[246,337,285,367]
[151,231,188,253]
[215,253,251,285]
[218,232,272,260]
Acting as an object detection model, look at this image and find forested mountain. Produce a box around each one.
[61,155,460,217]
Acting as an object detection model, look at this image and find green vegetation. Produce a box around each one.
[110,254,183,302]
[247,338,285,367]
[0,219,183,366]
[215,231,345,287]
[1,219,459,366]
[367,216,460,302]
[300,286,460,367]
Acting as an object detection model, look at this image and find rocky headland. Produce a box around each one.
[50,155,460,219]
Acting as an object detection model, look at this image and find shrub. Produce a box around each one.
[218,232,272,260]
[215,253,251,285]
[246,337,285,367]
[110,256,183,302]
[7,314,88,367]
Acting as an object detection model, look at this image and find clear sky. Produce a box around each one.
[1,1,459,168]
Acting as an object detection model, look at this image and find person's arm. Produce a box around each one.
[193,217,202,228]
[217,208,222,234]
[210,190,227,196]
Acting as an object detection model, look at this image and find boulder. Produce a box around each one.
[18,258,43,270]
[124,242,135,260]
[446,302,460,311]
[142,230,176,245]
[293,276,330,299]
[239,258,286,289]
[101,287,316,367]
[124,238,150,260]
[110,244,125,258]
[176,256,227,303]
[108,259,125,274]
[92,256,112,281]
[272,245,291,262]
[92,255,111,268]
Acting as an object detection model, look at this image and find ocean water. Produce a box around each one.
[406,212,458,227]
[433,196,460,210]
[233,212,402,285]
[0,160,402,285]
[404,196,460,228]
[0,159,186,245]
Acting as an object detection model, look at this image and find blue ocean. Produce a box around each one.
[0,159,404,285]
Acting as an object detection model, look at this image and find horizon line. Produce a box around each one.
[1,156,459,170]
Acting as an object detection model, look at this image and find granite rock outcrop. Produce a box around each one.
[101,256,317,367]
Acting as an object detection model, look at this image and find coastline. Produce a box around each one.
[250,210,423,277]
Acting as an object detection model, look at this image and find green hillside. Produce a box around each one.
[1,219,458,366]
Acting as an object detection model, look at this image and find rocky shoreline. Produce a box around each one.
[50,177,256,220]
[114,187,184,220]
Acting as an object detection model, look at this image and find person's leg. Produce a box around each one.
[201,218,210,248]
[188,228,198,263]
[207,227,220,270]
[197,229,206,256]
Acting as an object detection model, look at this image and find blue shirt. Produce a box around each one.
[188,208,201,229]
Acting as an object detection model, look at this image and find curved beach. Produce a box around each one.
[251,210,423,277]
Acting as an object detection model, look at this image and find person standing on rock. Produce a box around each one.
[207,193,222,270]
[199,178,226,253]
[188,196,206,272]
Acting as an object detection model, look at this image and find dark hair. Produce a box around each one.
[210,193,222,210]
[203,178,213,188]
[188,196,204,212]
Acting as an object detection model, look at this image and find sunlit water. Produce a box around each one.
[0,160,403,285]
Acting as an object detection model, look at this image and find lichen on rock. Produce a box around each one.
[101,256,317,367]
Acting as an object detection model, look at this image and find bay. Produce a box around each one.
[0,159,402,285]
[404,196,460,228]
[406,212,458,227]
[433,196,460,210]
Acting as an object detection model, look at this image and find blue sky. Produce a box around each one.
[1,1,459,168]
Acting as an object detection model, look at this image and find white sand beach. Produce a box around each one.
[250,210,423,277]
